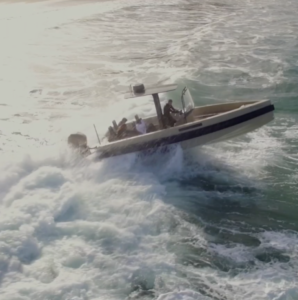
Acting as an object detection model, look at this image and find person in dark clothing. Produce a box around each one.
[163,99,179,127]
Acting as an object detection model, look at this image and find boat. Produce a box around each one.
[68,83,275,160]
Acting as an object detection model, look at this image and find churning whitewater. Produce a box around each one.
[0,0,297,299]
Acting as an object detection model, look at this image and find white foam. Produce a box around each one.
[0,0,297,299]
[157,290,212,300]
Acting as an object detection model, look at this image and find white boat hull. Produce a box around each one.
[180,110,274,149]
[89,99,274,160]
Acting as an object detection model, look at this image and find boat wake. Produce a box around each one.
[0,130,297,300]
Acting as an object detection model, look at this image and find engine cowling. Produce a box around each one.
[67,133,88,148]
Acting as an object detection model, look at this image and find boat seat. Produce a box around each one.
[147,123,158,133]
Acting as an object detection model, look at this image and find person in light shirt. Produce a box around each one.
[135,114,147,134]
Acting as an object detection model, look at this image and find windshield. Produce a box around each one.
[181,87,195,114]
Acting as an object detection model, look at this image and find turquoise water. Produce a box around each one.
[0,0,297,299]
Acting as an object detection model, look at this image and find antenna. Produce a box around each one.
[93,124,101,145]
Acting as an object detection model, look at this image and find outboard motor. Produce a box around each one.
[67,133,90,156]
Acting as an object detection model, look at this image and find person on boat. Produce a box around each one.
[116,117,128,138]
[107,126,117,142]
[135,114,147,134]
[163,99,180,127]
[117,117,127,127]
[116,117,137,139]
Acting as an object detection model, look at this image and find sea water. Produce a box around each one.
[0,0,297,299]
